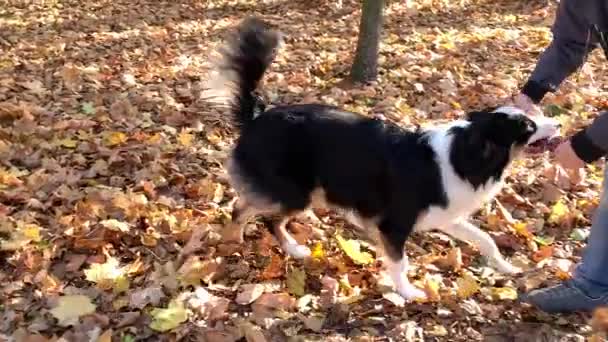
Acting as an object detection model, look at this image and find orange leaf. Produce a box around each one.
[260,254,284,280]
[532,245,554,262]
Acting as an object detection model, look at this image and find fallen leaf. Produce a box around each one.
[177,130,195,146]
[286,267,306,297]
[592,307,608,332]
[298,313,325,332]
[335,234,374,265]
[104,131,128,147]
[187,287,230,320]
[84,257,129,293]
[383,292,405,307]
[81,102,96,115]
[570,228,590,241]
[97,329,112,342]
[456,272,480,299]
[50,295,96,326]
[532,245,554,263]
[548,200,570,224]
[434,247,462,271]
[100,219,129,232]
[130,286,165,309]
[149,299,189,332]
[236,284,265,305]
[533,235,555,246]
[490,287,518,301]
[424,277,441,302]
[311,242,325,259]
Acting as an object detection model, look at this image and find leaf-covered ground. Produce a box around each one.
[2,0,608,341]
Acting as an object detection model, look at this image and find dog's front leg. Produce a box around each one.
[378,217,426,301]
[440,220,521,274]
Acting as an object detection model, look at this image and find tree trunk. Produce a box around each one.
[350,0,385,83]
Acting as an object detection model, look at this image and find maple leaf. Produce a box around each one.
[335,234,374,265]
[149,299,189,332]
[50,295,96,326]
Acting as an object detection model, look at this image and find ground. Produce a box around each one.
[2,0,608,341]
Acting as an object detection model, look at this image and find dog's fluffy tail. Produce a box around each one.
[203,17,282,129]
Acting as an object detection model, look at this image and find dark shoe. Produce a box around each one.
[521,280,608,313]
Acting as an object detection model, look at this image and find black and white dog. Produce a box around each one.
[204,18,560,300]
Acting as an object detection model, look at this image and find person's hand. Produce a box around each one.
[511,93,543,116]
[554,140,585,170]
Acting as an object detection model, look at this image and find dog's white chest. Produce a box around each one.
[415,126,504,231]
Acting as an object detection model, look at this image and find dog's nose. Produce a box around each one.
[556,123,562,128]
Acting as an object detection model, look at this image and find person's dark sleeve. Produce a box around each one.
[571,112,608,163]
[521,0,598,103]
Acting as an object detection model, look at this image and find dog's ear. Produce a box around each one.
[465,117,500,159]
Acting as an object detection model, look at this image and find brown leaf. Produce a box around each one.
[236,284,266,305]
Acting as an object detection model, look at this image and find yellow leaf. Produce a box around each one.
[206,130,223,145]
[177,131,194,146]
[311,242,325,259]
[50,295,96,326]
[424,278,441,302]
[149,299,188,332]
[97,329,112,342]
[57,138,78,148]
[456,273,480,299]
[146,133,162,144]
[84,257,129,292]
[490,287,518,301]
[104,131,127,146]
[335,234,374,265]
[21,223,41,242]
[548,200,569,224]
[0,222,42,251]
[0,168,23,187]
[286,267,307,297]
[512,222,533,240]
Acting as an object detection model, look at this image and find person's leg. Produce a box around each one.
[524,164,608,313]
[573,165,608,294]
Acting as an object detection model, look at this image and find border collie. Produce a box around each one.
[203,18,560,300]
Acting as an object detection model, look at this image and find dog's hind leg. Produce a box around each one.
[440,220,521,274]
[271,215,311,259]
[223,198,259,243]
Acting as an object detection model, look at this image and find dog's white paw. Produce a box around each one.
[282,243,311,259]
[493,259,522,275]
[397,282,427,302]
